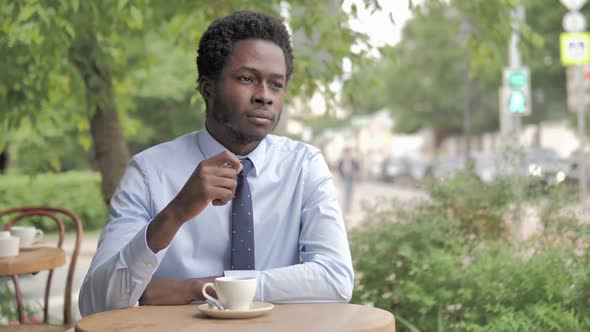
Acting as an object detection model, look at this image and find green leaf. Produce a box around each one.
[395,313,422,332]
[49,158,62,172]
[118,0,129,11]
[129,6,143,28]
[17,6,36,22]
[64,22,75,39]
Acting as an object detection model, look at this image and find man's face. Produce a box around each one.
[206,39,287,145]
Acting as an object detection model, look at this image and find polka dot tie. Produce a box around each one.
[231,158,255,270]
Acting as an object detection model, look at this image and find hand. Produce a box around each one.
[166,151,242,223]
[140,276,220,305]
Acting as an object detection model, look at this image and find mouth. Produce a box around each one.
[246,110,274,125]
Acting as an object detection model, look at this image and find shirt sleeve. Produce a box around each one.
[255,151,354,303]
[78,158,168,316]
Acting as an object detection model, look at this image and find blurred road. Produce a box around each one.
[8,179,425,323]
[335,178,428,228]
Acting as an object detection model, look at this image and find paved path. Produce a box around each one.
[335,178,428,228]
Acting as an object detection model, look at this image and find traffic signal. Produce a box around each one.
[502,67,531,115]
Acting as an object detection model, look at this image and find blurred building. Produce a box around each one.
[315,109,433,179]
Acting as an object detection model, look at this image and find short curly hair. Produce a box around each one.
[196,11,294,85]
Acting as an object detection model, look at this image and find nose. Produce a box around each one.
[251,84,273,106]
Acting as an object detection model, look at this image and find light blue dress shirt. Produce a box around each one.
[79,128,354,316]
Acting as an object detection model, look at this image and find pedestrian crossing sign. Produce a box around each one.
[560,32,590,66]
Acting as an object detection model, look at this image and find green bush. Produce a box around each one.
[0,280,40,325]
[427,170,515,238]
[351,171,590,332]
[0,171,107,232]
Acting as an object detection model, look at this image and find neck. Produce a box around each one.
[205,119,261,156]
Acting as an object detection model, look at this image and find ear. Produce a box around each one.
[198,76,212,100]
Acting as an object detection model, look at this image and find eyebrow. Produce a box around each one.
[238,66,286,80]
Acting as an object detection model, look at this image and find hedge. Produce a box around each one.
[0,171,107,232]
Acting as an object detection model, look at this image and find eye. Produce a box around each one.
[270,82,284,91]
[238,76,255,83]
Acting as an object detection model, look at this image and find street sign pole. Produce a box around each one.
[508,4,525,241]
[560,0,588,205]
[577,102,587,202]
[506,5,525,142]
[500,5,527,141]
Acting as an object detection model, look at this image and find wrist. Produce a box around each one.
[190,278,208,302]
[192,276,219,301]
[161,202,189,226]
[183,279,200,303]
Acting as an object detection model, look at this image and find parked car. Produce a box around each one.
[381,157,411,184]
[523,148,570,185]
[367,155,386,181]
[406,155,433,183]
[473,152,503,183]
[432,156,467,180]
[431,148,570,186]
[379,155,432,186]
[564,153,590,186]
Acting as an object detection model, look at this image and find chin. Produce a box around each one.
[243,123,275,138]
[228,127,269,144]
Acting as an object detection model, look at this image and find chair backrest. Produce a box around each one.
[0,206,83,327]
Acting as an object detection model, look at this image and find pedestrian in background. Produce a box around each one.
[338,148,359,214]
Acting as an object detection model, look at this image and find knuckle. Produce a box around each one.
[225,190,234,201]
[196,163,207,175]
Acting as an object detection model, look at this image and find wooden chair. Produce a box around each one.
[0,207,83,331]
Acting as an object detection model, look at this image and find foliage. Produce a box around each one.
[344,0,507,144]
[427,170,515,238]
[342,0,576,147]
[0,0,382,171]
[350,170,590,332]
[3,116,90,173]
[0,171,106,232]
[340,52,393,114]
[0,280,39,325]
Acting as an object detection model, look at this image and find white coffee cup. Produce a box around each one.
[0,236,20,257]
[202,276,257,311]
[10,226,43,247]
[0,231,10,239]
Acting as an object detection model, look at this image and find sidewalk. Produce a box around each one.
[49,232,99,260]
[45,234,99,259]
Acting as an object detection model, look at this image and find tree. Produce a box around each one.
[384,1,503,148]
[342,0,574,151]
[1,0,380,203]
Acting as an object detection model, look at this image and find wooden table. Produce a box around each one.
[0,247,66,276]
[76,303,395,332]
[0,246,66,323]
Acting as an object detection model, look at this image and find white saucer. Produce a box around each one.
[196,301,274,319]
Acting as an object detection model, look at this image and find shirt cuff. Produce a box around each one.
[122,222,167,277]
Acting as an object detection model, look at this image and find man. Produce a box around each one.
[79,11,353,316]
[338,148,359,213]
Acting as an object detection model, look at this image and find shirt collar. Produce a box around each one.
[197,126,267,177]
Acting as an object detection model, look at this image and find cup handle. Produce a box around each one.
[34,229,44,243]
[202,283,222,309]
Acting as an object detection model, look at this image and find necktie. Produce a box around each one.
[231,158,255,270]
